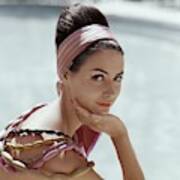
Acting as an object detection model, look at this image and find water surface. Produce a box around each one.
[0,5,180,180]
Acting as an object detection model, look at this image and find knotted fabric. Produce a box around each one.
[57,24,119,82]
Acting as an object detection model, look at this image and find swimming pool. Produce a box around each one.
[0,5,180,180]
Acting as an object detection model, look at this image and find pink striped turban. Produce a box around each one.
[57,24,119,82]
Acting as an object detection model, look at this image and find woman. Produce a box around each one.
[0,4,145,180]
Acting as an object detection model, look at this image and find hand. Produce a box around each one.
[63,78,127,138]
[72,98,128,138]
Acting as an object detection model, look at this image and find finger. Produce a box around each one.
[75,103,92,118]
[75,106,103,126]
[73,99,91,114]
[75,104,102,120]
[75,107,92,125]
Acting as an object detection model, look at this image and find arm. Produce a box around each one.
[1,132,104,180]
[51,168,103,180]
[111,131,145,180]
[1,137,104,180]
[72,98,145,179]
[44,150,104,180]
[0,169,51,180]
[0,169,103,180]
[0,167,103,180]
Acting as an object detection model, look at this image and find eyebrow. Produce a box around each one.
[91,68,124,76]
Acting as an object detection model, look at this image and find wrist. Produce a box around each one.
[111,119,128,139]
[110,127,128,139]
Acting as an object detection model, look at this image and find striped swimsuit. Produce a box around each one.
[0,103,101,177]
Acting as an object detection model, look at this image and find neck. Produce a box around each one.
[57,96,82,138]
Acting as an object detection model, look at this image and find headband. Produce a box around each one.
[57,24,119,82]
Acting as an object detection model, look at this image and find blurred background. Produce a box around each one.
[0,0,180,179]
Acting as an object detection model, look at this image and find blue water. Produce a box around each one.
[0,5,180,180]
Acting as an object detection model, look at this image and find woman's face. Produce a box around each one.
[65,49,124,114]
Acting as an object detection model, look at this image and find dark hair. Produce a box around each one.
[55,4,124,73]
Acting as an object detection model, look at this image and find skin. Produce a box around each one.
[0,49,145,179]
[56,49,125,137]
[60,49,144,179]
[64,49,124,115]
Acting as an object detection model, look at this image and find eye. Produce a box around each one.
[115,75,123,82]
[91,74,104,81]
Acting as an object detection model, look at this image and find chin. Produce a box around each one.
[91,105,110,115]
[100,109,110,114]
[84,101,110,115]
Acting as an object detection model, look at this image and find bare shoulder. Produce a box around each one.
[20,100,60,130]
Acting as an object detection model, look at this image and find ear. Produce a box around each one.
[56,81,63,96]
[63,69,72,80]
[56,70,73,95]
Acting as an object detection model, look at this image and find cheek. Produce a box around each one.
[74,82,100,105]
[76,80,100,94]
[77,84,100,100]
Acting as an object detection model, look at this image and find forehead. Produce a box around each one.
[80,49,124,73]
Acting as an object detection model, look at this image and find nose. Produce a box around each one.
[103,80,119,98]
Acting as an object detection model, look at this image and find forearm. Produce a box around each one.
[111,132,145,180]
[0,169,55,180]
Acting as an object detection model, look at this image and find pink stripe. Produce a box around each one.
[32,143,85,169]
[58,26,113,72]
[63,30,114,70]
[57,31,82,69]
[58,34,114,79]
[58,25,109,57]
[57,24,118,80]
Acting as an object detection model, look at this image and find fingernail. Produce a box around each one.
[70,98,74,104]
[73,99,78,105]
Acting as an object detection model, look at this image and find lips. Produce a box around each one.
[96,101,112,107]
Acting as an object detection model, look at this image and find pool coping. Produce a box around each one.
[0,1,180,31]
[0,0,70,6]
[96,1,180,31]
